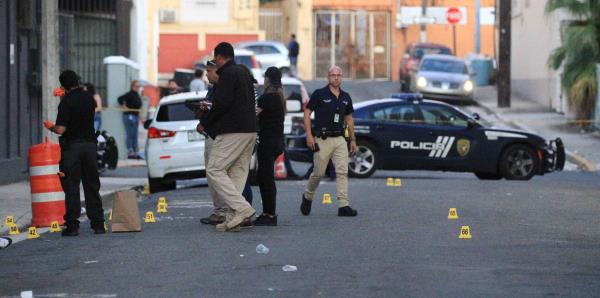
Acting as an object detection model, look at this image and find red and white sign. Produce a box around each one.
[446,7,462,25]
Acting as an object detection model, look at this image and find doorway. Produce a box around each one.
[314,10,390,80]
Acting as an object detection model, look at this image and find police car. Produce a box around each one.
[287,94,565,180]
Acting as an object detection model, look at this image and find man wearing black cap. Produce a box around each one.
[44,70,105,236]
[200,42,258,232]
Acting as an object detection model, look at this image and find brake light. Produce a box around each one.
[537,150,543,161]
[251,56,260,69]
[148,127,176,139]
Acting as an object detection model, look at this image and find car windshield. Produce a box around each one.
[235,56,254,69]
[156,100,200,122]
[411,47,451,59]
[420,59,467,74]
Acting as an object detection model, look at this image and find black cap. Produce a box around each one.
[264,67,282,87]
[59,70,80,89]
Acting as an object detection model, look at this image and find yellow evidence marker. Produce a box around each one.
[158,197,168,207]
[145,211,156,223]
[142,183,150,195]
[50,221,61,232]
[5,215,14,226]
[27,227,40,239]
[394,178,402,187]
[447,208,459,220]
[157,203,167,214]
[459,226,472,239]
[386,178,394,186]
[322,193,332,204]
[8,224,20,235]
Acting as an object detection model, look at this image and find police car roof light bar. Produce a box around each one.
[390,93,423,101]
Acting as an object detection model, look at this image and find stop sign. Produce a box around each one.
[446,7,462,24]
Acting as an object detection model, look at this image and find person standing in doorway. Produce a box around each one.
[253,67,285,226]
[44,70,106,236]
[287,34,300,77]
[300,65,358,217]
[118,81,143,159]
[84,83,103,133]
[199,42,258,232]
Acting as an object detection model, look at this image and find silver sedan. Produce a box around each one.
[410,54,475,102]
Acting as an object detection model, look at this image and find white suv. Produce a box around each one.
[145,91,208,193]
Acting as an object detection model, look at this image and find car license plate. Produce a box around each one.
[187,130,204,142]
[441,82,450,90]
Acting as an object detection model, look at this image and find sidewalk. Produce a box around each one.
[470,86,600,172]
[0,159,147,235]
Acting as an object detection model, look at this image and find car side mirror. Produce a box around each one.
[470,71,477,77]
[143,119,152,129]
[467,118,478,129]
[471,113,481,121]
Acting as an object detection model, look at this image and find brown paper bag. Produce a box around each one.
[111,190,142,232]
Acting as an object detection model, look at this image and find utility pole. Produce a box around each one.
[497,0,511,107]
[474,0,481,54]
[419,0,427,42]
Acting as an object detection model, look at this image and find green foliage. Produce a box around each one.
[546,0,600,120]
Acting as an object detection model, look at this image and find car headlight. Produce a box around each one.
[463,80,474,92]
[416,77,428,88]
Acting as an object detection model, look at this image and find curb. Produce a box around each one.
[1,184,145,244]
[474,101,598,172]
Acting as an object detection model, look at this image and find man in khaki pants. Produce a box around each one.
[199,42,258,231]
[301,66,358,217]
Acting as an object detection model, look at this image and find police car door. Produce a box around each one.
[417,103,479,169]
[369,103,429,169]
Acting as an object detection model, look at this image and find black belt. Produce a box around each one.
[316,131,344,140]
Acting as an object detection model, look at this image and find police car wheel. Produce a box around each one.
[148,177,176,193]
[348,140,377,178]
[500,144,538,180]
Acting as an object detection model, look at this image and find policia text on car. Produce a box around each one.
[44,70,106,236]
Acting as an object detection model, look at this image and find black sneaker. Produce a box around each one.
[240,217,253,228]
[338,206,358,217]
[253,214,277,226]
[300,195,312,216]
[200,214,225,225]
[61,227,79,236]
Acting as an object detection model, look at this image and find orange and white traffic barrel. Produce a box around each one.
[29,138,65,227]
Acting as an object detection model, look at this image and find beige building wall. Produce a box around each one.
[511,0,565,112]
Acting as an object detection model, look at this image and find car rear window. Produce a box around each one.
[256,84,302,101]
[156,100,200,122]
[235,56,254,69]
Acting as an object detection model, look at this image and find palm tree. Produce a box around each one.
[546,0,600,121]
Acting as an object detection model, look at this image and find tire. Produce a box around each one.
[148,177,176,193]
[348,139,378,178]
[499,144,538,180]
[474,172,502,180]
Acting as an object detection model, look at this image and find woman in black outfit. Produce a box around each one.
[253,67,285,226]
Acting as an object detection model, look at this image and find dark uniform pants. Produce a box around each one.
[59,142,104,228]
[256,136,283,215]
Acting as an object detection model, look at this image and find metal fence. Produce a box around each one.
[259,8,284,42]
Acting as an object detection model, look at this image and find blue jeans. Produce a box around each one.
[94,112,102,132]
[122,113,139,154]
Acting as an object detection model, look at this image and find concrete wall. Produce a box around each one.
[511,0,565,112]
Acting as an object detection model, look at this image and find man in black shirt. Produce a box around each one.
[118,81,143,159]
[45,70,105,236]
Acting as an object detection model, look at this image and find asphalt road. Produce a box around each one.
[2,170,600,297]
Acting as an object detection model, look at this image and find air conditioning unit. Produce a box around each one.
[159,9,177,23]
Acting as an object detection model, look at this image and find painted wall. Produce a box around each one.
[511,0,565,112]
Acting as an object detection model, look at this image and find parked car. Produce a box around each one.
[410,54,475,102]
[145,91,208,193]
[236,41,291,75]
[399,42,452,91]
[194,49,263,80]
[286,94,565,180]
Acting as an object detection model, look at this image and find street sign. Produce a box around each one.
[446,7,462,25]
